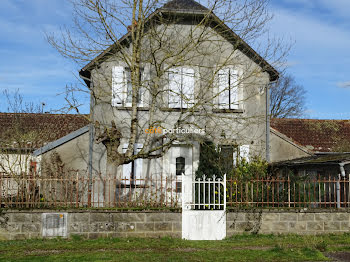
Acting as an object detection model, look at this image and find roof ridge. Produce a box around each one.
[0,112,89,116]
[162,0,208,11]
[271,118,350,122]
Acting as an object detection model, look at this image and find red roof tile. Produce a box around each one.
[0,113,89,150]
[271,118,350,152]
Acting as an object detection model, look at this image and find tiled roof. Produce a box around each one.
[0,113,89,151]
[80,0,278,81]
[162,0,208,11]
[271,118,350,152]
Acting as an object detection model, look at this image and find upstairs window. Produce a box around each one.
[112,66,144,107]
[168,67,195,108]
[214,68,239,109]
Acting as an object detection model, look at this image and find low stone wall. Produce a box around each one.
[2,210,350,240]
[227,210,350,236]
[0,210,181,240]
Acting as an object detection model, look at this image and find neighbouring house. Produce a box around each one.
[270,118,350,177]
[0,113,89,176]
[76,0,278,202]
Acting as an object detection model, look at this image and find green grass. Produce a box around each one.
[2,234,350,261]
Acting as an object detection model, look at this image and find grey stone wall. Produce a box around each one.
[2,210,350,240]
[0,211,181,240]
[227,210,350,236]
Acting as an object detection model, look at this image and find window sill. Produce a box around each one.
[212,108,244,113]
[160,108,200,112]
[113,106,150,111]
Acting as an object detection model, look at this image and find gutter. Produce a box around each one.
[266,79,279,162]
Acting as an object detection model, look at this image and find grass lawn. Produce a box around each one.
[1,234,350,261]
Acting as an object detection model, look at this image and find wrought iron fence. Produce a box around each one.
[0,173,181,209]
[226,175,350,208]
[1,172,350,209]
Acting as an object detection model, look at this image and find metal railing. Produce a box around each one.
[0,173,181,209]
[191,175,226,210]
[226,175,350,209]
[1,173,350,209]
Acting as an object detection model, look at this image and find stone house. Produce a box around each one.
[77,0,279,188]
[1,0,281,207]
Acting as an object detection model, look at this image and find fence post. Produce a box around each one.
[288,175,290,208]
[76,172,79,208]
[87,174,91,207]
[223,174,226,210]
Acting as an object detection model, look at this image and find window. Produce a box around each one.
[214,68,239,109]
[176,157,185,176]
[112,66,144,107]
[219,146,234,175]
[168,67,195,108]
[219,144,250,173]
[122,144,143,185]
[176,182,182,193]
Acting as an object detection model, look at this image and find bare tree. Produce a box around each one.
[0,89,46,176]
[270,74,306,118]
[46,0,289,183]
[2,89,45,114]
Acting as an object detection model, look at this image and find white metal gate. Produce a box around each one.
[182,173,226,240]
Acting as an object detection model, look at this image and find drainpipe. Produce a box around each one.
[88,87,95,207]
[265,84,270,162]
[265,80,276,163]
[337,162,349,208]
[81,74,94,207]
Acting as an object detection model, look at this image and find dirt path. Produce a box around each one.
[325,252,350,262]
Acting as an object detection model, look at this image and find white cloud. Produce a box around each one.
[337,81,350,88]
[271,8,350,49]
[318,0,350,19]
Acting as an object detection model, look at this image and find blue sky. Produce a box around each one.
[1,0,350,119]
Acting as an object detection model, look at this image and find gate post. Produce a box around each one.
[182,173,193,210]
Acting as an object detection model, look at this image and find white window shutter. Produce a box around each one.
[218,68,230,109]
[233,150,238,167]
[112,66,125,107]
[134,144,143,185]
[239,145,250,162]
[230,69,239,109]
[213,73,219,106]
[139,67,149,107]
[125,70,132,107]
[168,68,182,108]
[182,68,195,108]
[122,144,132,185]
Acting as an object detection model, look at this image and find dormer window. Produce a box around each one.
[214,68,239,109]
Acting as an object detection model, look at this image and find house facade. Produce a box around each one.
[79,0,279,187]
